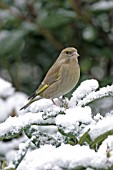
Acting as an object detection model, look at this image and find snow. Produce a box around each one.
[70,80,113,107]
[98,135,113,155]
[29,98,62,113]
[0,10,11,21]
[0,78,113,169]
[14,0,26,7]
[82,27,95,41]
[0,92,28,122]
[69,79,99,107]
[0,112,54,139]
[6,92,28,115]
[92,1,113,11]
[0,77,15,97]
[56,106,93,133]
[0,77,28,122]
[0,99,9,122]
[0,136,27,156]
[89,113,113,140]
[0,31,10,41]
[7,136,36,169]
[18,144,107,170]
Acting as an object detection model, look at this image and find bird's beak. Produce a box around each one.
[73,51,79,57]
[76,52,79,57]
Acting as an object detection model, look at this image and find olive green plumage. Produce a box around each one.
[20,47,80,110]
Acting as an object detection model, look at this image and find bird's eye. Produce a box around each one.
[65,51,70,54]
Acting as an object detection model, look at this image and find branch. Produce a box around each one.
[5,136,35,170]
[77,84,113,106]
[0,113,56,141]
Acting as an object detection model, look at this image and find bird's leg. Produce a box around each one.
[60,96,69,109]
[51,97,68,108]
[51,99,57,105]
[62,95,65,100]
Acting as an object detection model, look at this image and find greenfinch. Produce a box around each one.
[20,47,80,110]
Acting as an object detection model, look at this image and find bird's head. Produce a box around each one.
[58,47,79,61]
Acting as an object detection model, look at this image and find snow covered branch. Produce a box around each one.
[24,126,62,147]
[5,136,35,170]
[0,113,56,141]
[1,78,113,170]
[70,79,113,107]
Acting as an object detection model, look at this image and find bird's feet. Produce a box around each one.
[58,96,69,109]
[51,97,69,109]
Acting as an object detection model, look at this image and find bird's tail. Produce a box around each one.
[28,92,37,100]
[20,96,42,110]
[20,102,31,110]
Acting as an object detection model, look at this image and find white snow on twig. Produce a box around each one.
[70,79,99,107]
[0,78,113,169]
[17,144,107,170]
[0,77,15,97]
[56,106,93,132]
[89,113,113,140]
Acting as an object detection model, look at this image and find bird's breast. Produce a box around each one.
[61,61,80,92]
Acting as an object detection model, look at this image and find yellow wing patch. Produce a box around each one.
[37,84,49,94]
[36,75,61,95]
[56,76,61,81]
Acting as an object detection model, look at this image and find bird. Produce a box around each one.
[20,47,80,110]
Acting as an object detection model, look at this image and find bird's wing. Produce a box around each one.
[21,61,68,109]
[28,62,62,100]
[43,58,70,85]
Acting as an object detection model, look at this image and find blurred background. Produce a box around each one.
[0,0,113,95]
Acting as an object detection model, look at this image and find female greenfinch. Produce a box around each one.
[20,47,80,110]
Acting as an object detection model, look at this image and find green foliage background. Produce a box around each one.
[0,0,113,95]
